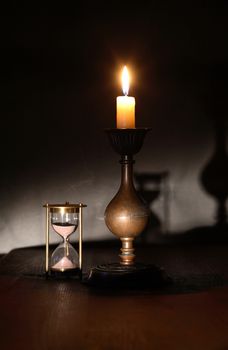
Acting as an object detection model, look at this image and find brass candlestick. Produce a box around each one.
[104,128,151,265]
[86,128,170,288]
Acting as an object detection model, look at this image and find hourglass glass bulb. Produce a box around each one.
[50,208,79,272]
[52,222,77,239]
[51,242,79,271]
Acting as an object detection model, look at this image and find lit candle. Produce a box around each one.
[116,66,135,128]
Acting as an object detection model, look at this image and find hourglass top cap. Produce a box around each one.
[43,202,87,213]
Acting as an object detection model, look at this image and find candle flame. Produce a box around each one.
[122,66,130,95]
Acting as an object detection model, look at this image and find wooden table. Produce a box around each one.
[0,242,228,350]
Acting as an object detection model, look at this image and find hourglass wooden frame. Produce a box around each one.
[43,203,87,274]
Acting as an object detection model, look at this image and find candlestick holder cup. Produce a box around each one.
[43,202,87,277]
[87,129,169,287]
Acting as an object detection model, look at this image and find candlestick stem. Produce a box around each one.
[120,237,135,265]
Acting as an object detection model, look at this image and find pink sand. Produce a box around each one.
[51,256,76,271]
[52,224,75,238]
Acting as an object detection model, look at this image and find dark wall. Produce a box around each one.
[0,3,227,252]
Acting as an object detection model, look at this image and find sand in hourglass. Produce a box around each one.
[52,223,76,238]
[52,223,77,270]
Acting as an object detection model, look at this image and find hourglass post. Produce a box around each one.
[79,204,83,270]
[45,203,49,273]
[43,202,87,276]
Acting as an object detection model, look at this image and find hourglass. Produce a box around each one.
[43,202,87,275]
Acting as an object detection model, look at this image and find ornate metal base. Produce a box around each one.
[85,263,171,288]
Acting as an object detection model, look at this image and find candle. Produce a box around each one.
[116,66,135,128]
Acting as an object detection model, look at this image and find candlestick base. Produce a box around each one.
[85,263,171,289]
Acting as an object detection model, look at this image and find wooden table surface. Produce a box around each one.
[0,242,228,350]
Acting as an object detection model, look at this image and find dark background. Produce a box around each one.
[0,2,227,253]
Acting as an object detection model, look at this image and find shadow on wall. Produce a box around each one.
[134,171,170,242]
[168,64,228,244]
[135,64,228,245]
[180,114,228,244]
[200,64,228,228]
[200,116,228,228]
[189,64,228,242]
